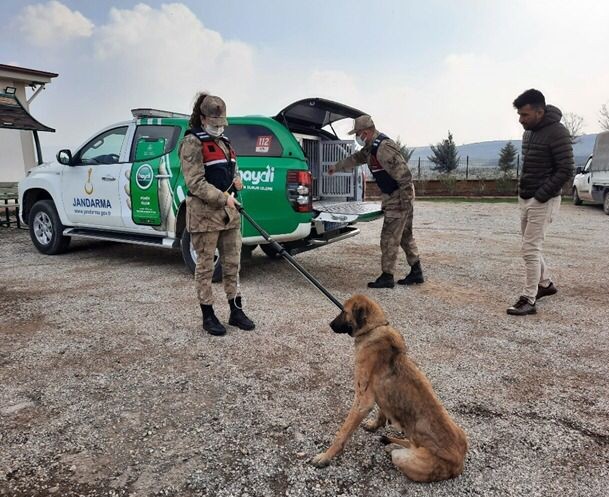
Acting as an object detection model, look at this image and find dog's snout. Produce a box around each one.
[329,314,342,332]
[330,312,353,334]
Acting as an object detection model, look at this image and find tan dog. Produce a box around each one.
[311,294,467,482]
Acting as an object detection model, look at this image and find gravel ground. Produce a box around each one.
[1,200,608,497]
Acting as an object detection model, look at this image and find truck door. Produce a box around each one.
[61,126,128,227]
[124,124,181,230]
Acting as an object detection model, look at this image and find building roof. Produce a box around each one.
[0,91,54,132]
[0,64,58,84]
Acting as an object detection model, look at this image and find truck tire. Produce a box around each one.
[260,242,298,259]
[28,200,71,255]
[180,229,222,282]
[260,243,281,259]
[604,191,609,215]
[572,187,583,205]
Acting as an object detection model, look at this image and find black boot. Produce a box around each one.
[397,261,424,285]
[506,296,536,316]
[201,304,226,336]
[228,297,255,330]
[367,272,395,288]
[536,282,557,300]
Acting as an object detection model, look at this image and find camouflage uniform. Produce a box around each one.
[334,130,419,275]
[179,134,241,305]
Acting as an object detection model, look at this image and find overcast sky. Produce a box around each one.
[2,0,609,153]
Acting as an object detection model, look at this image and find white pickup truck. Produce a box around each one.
[572,131,609,214]
[18,99,381,275]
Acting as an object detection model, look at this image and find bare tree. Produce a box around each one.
[562,112,584,144]
[599,103,609,131]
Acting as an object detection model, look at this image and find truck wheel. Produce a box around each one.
[260,243,282,259]
[572,187,583,205]
[180,229,222,282]
[604,191,609,215]
[241,244,256,260]
[28,200,70,254]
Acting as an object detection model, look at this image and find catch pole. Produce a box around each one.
[235,203,344,311]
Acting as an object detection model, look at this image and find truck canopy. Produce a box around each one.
[274,98,365,136]
[592,131,609,172]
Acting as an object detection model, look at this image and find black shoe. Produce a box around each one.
[367,272,395,288]
[201,304,226,336]
[228,297,255,330]
[397,261,424,285]
[506,296,536,316]
[536,282,557,300]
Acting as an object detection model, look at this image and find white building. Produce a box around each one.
[0,64,57,182]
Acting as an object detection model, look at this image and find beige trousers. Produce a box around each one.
[518,195,561,303]
[191,228,241,305]
[380,200,420,274]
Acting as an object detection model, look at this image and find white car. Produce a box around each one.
[571,132,609,215]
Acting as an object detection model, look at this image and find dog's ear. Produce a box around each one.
[353,302,367,330]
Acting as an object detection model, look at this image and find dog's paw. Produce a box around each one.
[383,443,403,454]
[310,453,331,468]
[361,420,380,432]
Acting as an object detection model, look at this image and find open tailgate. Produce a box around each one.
[313,200,382,224]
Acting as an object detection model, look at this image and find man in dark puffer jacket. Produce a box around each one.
[507,89,574,316]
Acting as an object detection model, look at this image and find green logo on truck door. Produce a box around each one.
[135,164,154,190]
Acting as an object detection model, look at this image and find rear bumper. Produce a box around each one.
[289,226,360,255]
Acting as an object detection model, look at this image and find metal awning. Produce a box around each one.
[0,92,54,132]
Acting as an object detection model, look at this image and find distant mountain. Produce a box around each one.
[410,133,596,166]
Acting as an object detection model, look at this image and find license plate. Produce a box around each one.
[324,221,346,232]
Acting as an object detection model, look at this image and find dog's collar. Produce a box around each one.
[370,321,389,331]
[355,321,389,338]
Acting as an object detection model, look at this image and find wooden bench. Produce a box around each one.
[0,182,20,228]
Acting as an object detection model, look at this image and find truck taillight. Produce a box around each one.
[287,170,312,212]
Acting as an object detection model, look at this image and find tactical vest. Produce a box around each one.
[369,133,399,194]
[187,128,237,193]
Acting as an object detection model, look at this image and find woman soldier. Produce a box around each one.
[179,93,255,336]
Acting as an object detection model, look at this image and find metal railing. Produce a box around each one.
[367,155,591,181]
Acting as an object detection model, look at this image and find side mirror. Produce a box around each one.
[57,149,73,166]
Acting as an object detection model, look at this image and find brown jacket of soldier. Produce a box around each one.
[179,134,241,232]
[334,130,413,212]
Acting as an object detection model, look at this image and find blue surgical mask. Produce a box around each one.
[355,134,366,147]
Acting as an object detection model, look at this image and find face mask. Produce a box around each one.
[355,134,366,147]
[205,124,224,137]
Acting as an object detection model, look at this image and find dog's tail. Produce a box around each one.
[380,435,412,449]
